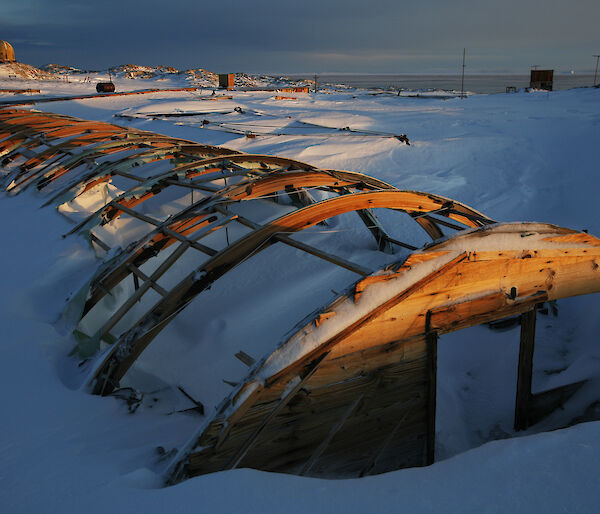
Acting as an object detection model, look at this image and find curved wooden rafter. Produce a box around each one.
[84,190,496,395]
[76,170,402,317]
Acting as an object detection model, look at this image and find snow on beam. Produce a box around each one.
[168,223,600,481]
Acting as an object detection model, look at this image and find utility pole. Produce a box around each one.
[593,55,600,86]
[460,48,466,98]
[314,73,318,93]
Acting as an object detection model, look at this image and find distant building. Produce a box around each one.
[218,73,234,90]
[530,70,553,91]
[0,40,15,62]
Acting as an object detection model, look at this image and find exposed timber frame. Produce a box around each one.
[2,107,598,486]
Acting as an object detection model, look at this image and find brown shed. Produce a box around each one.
[218,73,235,90]
[0,40,15,63]
[530,69,554,91]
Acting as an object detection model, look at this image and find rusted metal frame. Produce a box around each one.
[225,352,330,468]
[87,194,471,394]
[299,393,365,476]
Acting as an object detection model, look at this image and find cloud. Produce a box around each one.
[0,0,598,72]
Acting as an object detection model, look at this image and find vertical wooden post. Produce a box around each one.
[514,309,537,431]
[425,311,438,465]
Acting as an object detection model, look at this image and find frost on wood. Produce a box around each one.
[2,107,599,484]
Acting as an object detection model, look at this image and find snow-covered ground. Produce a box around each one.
[1,73,599,512]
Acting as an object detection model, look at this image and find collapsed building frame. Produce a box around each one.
[1,107,599,483]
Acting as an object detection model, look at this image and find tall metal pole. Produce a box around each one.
[314,73,318,93]
[460,48,466,98]
[593,55,600,86]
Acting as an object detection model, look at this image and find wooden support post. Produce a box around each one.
[514,308,536,431]
[425,310,438,465]
[234,351,256,367]
[285,185,315,208]
[355,208,394,253]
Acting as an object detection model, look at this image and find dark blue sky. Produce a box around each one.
[2,0,599,74]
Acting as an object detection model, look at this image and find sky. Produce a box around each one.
[1,0,599,74]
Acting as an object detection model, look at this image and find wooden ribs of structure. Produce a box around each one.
[1,107,599,484]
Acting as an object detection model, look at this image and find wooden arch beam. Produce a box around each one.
[86,190,493,394]
[77,169,398,315]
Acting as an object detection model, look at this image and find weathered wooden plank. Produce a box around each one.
[425,310,438,465]
[228,353,328,470]
[514,309,536,431]
[234,351,256,367]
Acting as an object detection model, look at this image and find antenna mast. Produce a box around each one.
[461,48,466,98]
